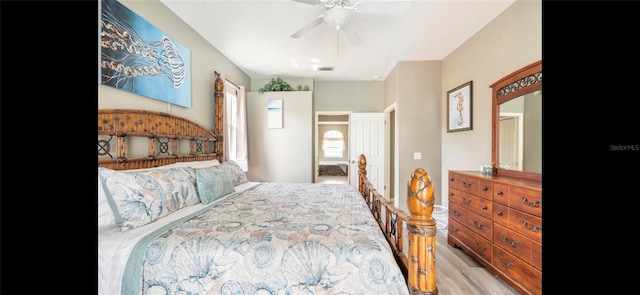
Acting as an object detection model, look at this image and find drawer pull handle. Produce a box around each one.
[522,220,542,232]
[497,255,514,268]
[450,177,455,181]
[449,225,459,232]
[497,191,504,196]
[521,196,542,207]
[474,241,487,251]
[482,205,488,210]
[453,210,461,217]
[472,220,484,229]
[462,182,471,188]
[496,210,503,216]
[502,235,519,247]
[482,186,488,191]
[463,198,471,205]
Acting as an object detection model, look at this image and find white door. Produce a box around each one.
[350,113,385,192]
[499,113,523,171]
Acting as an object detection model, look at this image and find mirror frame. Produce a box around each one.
[490,60,542,181]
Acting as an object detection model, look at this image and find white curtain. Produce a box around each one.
[222,74,248,171]
[235,85,248,171]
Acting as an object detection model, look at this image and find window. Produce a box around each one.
[322,130,344,158]
[225,80,248,171]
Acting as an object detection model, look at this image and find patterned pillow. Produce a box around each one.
[195,166,235,204]
[221,160,248,186]
[99,167,199,231]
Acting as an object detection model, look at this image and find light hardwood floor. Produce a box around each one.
[317,175,520,294]
[435,229,519,295]
[316,175,349,184]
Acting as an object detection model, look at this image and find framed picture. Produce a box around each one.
[100,0,191,108]
[267,99,283,128]
[447,81,473,132]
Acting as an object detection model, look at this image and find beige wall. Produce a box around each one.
[440,0,542,205]
[246,91,313,183]
[98,0,251,130]
[313,81,384,112]
[384,61,442,211]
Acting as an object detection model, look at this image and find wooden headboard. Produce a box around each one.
[97,109,221,170]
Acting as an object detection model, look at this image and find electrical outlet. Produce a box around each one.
[413,152,421,160]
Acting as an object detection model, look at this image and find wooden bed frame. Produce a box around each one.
[97,109,438,295]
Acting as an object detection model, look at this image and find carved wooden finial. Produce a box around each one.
[407,168,435,222]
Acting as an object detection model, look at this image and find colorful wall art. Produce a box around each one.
[100,0,191,107]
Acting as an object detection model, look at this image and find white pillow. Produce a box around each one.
[177,159,221,169]
[97,165,179,226]
[99,166,199,231]
[97,161,220,226]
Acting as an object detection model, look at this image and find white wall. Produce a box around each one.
[246,91,313,182]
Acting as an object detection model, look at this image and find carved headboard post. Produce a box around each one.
[406,168,438,295]
[358,154,367,196]
[214,73,225,163]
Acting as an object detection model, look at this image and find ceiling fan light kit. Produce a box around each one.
[324,6,352,30]
[290,0,395,46]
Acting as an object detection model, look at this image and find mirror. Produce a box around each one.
[491,60,542,181]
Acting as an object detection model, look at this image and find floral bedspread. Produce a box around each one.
[129,182,409,295]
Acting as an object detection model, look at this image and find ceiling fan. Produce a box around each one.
[290,0,408,46]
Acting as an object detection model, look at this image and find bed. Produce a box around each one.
[318,161,348,176]
[98,108,438,295]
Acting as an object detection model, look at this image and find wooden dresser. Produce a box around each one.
[447,170,542,295]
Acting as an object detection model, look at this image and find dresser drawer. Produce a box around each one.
[508,208,542,243]
[531,241,542,271]
[477,179,493,200]
[449,188,477,211]
[508,185,542,217]
[449,219,492,263]
[448,203,467,225]
[471,196,493,220]
[493,202,509,227]
[450,188,492,220]
[467,228,493,263]
[493,246,542,295]
[493,182,509,205]
[466,210,493,241]
[449,172,479,195]
[493,223,532,264]
[448,218,467,241]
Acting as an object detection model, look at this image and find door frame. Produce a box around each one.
[385,103,398,206]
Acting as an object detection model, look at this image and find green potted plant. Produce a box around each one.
[258,77,293,94]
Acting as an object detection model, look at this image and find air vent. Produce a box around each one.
[317,66,335,71]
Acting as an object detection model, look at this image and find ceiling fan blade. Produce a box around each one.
[342,24,362,46]
[290,15,325,38]
[356,0,412,14]
[291,0,323,6]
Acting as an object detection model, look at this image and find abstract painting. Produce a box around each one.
[100,0,191,108]
[267,99,283,128]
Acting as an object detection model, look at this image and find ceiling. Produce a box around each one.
[160,0,516,81]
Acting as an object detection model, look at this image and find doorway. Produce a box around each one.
[315,112,350,184]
